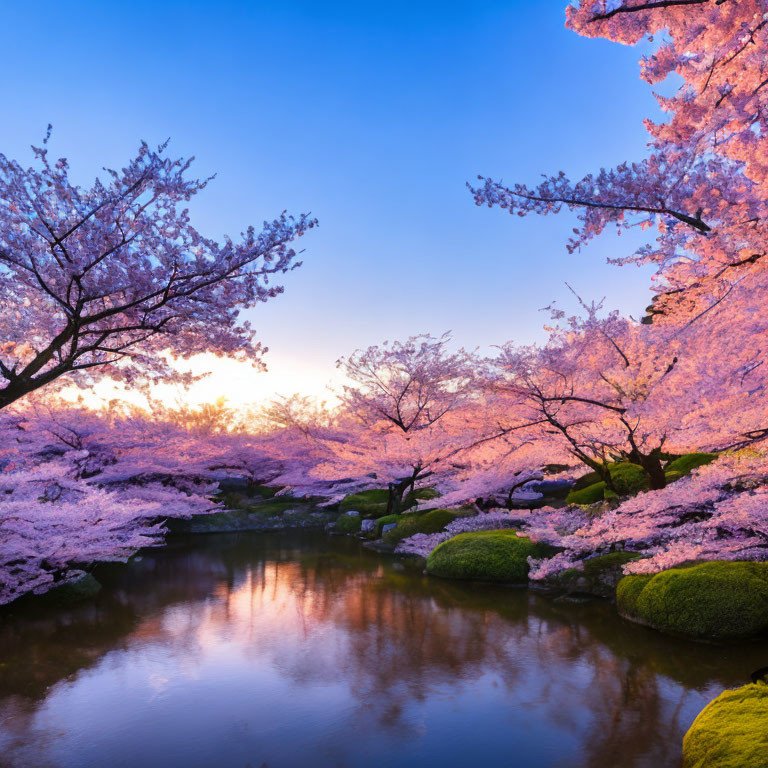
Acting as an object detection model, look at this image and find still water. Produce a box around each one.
[0,530,765,768]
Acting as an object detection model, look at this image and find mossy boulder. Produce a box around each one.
[335,513,363,534]
[616,572,654,615]
[567,463,650,505]
[617,561,768,641]
[566,481,607,505]
[665,452,718,476]
[553,552,642,599]
[373,514,400,536]
[339,489,390,517]
[426,530,554,583]
[609,462,650,495]
[339,487,439,517]
[404,487,440,508]
[572,470,602,491]
[683,683,768,768]
[383,508,461,544]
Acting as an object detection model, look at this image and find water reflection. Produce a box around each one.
[0,531,765,768]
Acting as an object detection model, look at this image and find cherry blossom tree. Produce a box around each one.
[495,300,686,488]
[525,448,768,579]
[0,406,225,604]
[471,1,768,324]
[309,334,492,512]
[0,131,316,409]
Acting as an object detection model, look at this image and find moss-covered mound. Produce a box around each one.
[571,470,602,492]
[609,463,650,495]
[567,463,650,505]
[339,489,391,516]
[566,481,607,505]
[665,452,718,482]
[339,487,439,517]
[404,486,440,508]
[335,514,362,533]
[683,683,768,768]
[373,514,400,536]
[426,530,553,583]
[616,572,654,615]
[383,508,462,544]
[617,561,768,640]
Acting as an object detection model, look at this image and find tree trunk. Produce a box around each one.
[386,478,410,515]
[639,454,667,490]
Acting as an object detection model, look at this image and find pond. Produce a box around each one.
[0,530,765,768]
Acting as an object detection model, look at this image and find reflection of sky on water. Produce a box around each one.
[0,532,763,768]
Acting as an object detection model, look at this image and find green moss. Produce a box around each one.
[617,562,768,640]
[340,487,440,517]
[403,487,440,508]
[609,463,650,495]
[566,481,607,505]
[665,452,718,476]
[426,530,554,583]
[583,552,641,574]
[335,514,362,533]
[572,470,602,491]
[383,508,460,544]
[217,489,297,516]
[567,463,649,504]
[339,489,390,516]
[374,514,400,536]
[683,683,768,768]
[616,573,655,616]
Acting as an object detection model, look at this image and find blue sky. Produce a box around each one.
[0,1,660,404]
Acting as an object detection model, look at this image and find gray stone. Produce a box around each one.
[509,490,543,503]
[361,519,375,532]
[345,510,360,516]
[382,523,397,534]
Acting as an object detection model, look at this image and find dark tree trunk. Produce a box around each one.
[639,454,667,490]
[386,478,411,515]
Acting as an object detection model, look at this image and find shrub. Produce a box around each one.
[617,562,768,640]
[426,530,553,583]
[383,508,460,544]
[335,514,362,534]
[682,683,768,768]
[566,481,606,505]
[665,452,718,476]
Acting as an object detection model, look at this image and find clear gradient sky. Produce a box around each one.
[0,1,660,406]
